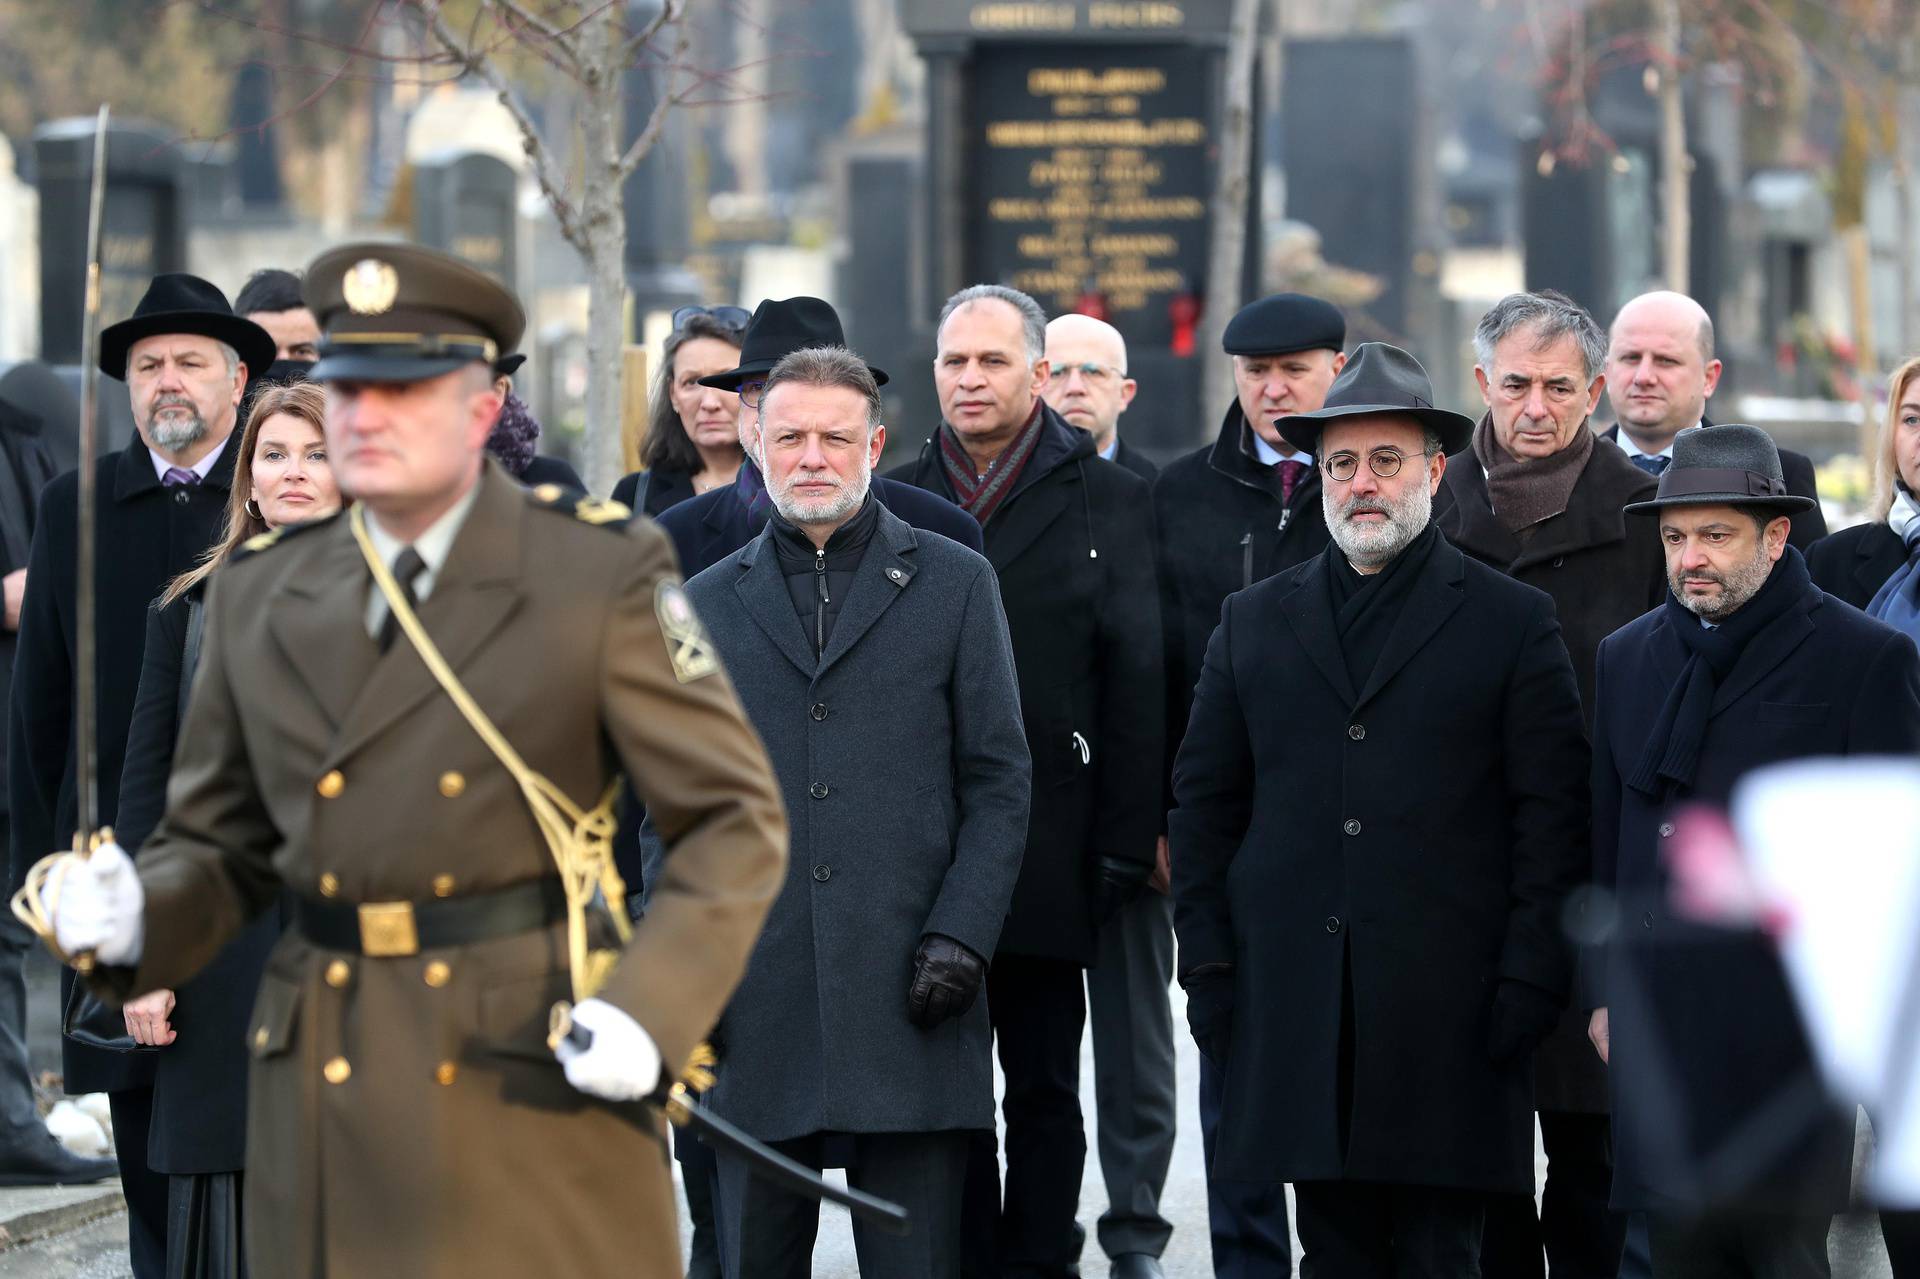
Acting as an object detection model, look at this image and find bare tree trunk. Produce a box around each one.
[1200,0,1261,430]
[1654,0,1690,291]
[578,7,630,497]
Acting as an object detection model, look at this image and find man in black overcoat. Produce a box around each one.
[646,297,981,577]
[889,283,1163,1279]
[1587,424,1920,1276]
[1171,343,1589,1278]
[1434,290,1662,1279]
[7,275,273,1274]
[1602,291,1825,550]
[1150,292,1346,1278]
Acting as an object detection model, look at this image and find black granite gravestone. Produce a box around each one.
[34,118,184,368]
[414,151,519,288]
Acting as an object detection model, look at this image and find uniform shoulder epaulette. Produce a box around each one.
[230,511,340,563]
[527,483,632,528]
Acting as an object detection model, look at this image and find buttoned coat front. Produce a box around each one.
[1170,536,1589,1192]
[95,463,789,1279]
[655,508,1031,1143]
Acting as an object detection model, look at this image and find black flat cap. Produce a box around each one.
[1222,293,1345,357]
[304,243,525,383]
[1275,341,1476,455]
[1624,423,1816,516]
[699,296,889,391]
[99,274,277,382]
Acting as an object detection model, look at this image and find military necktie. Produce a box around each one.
[1630,454,1671,477]
[378,546,428,654]
[1278,458,1309,505]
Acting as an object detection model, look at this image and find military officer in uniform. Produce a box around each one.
[35,244,789,1279]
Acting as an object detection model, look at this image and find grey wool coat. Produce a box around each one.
[645,504,1031,1142]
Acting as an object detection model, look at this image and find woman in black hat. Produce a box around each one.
[612,308,750,517]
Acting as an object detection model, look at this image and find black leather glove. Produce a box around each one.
[907,933,986,1030]
[1182,966,1235,1067]
[1090,856,1149,926]
[1488,979,1563,1064]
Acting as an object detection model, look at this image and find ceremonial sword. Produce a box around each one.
[74,104,110,864]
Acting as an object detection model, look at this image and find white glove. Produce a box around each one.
[50,840,145,967]
[554,998,662,1102]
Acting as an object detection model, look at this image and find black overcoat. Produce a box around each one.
[0,400,59,818]
[656,461,981,579]
[650,508,1031,1141]
[889,407,1163,964]
[1169,535,1589,1191]
[1589,562,1920,1213]
[1806,520,1905,610]
[1436,438,1662,1113]
[1151,405,1329,817]
[1109,437,1159,483]
[610,465,698,518]
[7,431,235,1093]
[115,593,282,1173]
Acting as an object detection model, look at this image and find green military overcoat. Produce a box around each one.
[100,462,788,1278]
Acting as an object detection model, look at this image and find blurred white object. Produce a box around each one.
[45,1099,110,1157]
[74,1091,112,1134]
[47,839,144,965]
[1732,757,1920,1206]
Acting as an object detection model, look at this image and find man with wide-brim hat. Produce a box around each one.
[1587,422,1920,1278]
[9,271,276,1271]
[631,296,979,580]
[1171,340,1590,1276]
[39,241,790,1279]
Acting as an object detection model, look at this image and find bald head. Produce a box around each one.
[1044,313,1136,452]
[1606,290,1722,451]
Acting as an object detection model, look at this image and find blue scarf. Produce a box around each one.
[1866,486,1920,643]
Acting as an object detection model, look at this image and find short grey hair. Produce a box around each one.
[1421,425,1444,456]
[1473,290,1607,383]
[218,341,240,378]
[938,284,1047,365]
[761,345,884,432]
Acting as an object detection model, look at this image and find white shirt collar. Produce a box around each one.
[148,433,230,484]
[1251,433,1314,468]
[1098,437,1118,462]
[1613,421,1702,462]
[362,479,483,639]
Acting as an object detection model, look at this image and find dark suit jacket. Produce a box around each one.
[8,432,236,1093]
[609,467,697,519]
[1600,422,1827,550]
[656,462,981,580]
[517,453,586,494]
[1170,534,1589,1190]
[1109,437,1158,482]
[1806,520,1905,610]
[1590,559,1920,1212]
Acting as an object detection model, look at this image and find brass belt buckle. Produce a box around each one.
[357,902,420,957]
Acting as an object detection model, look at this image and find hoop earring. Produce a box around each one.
[245,499,262,522]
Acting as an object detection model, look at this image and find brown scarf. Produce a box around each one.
[1470,411,1594,534]
[939,401,1045,525]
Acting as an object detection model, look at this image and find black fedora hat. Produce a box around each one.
[1624,423,1816,516]
[99,274,277,382]
[1275,342,1475,456]
[697,297,889,391]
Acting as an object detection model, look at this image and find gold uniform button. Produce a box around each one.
[318,873,340,898]
[432,874,456,898]
[316,770,345,799]
[434,1061,458,1087]
[323,1057,351,1085]
[438,771,466,798]
[533,483,563,502]
[252,1026,269,1050]
[325,960,351,989]
[423,961,451,988]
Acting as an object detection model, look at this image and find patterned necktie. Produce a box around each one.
[378,547,428,654]
[161,466,201,488]
[1278,459,1310,505]
[1630,454,1670,477]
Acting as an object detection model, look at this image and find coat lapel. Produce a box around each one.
[1280,558,1358,706]
[269,525,380,730]
[730,532,819,679]
[816,509,917,679]
[326,468,527,766]
[1353,539,1468,710]
[983,476,1074,572]
[1709,591,1818,715]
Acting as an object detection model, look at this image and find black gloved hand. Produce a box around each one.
[1090,856,1149,926]
[907,933,987,1029]
[1182,966,1235,1067]
[1488,979,1563,1064]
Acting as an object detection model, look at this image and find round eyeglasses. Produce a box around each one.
[1322,449,1425,483]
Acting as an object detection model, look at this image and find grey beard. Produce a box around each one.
[1673,549,1774,620]
[147,410,208,451]
[1326,481,1432,569]
[772,468,871,528]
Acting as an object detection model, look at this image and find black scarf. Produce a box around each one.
[1325,520,1441,687]
[1626,545,1812,797]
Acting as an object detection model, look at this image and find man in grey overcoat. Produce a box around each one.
[655,345,1031,1278]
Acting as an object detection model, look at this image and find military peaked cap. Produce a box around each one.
[304,243,525,383]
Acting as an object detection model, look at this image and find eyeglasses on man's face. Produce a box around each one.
[1321,448,1429,483]
[739,378,770,409]
[671,304,753,333]
[1045,362,1120,386]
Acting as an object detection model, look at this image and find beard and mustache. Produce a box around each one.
[769,453,873,527]
[144,393,210,451]
[1669,543,1775,621]
[1324,471,1433,570]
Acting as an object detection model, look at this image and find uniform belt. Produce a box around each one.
[291,879,570,957]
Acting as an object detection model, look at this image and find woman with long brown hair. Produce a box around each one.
[113,380,341,1279]
[611,307,749,515]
